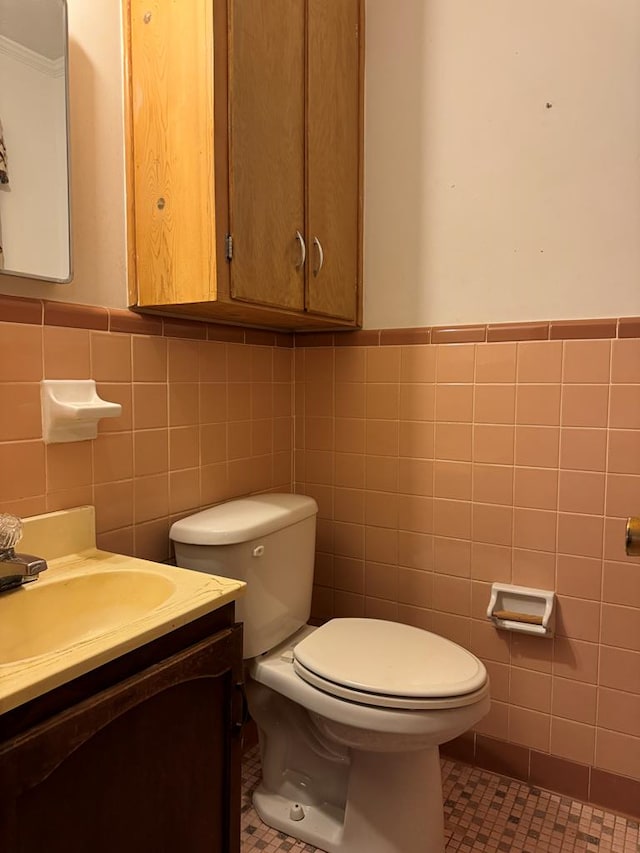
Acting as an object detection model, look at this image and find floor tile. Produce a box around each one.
[241,746,640,852]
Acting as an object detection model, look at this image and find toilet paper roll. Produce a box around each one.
[492,610,543,625]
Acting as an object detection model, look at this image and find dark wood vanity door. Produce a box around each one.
[0,626,243,853]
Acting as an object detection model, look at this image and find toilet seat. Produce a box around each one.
[250,625,490,741]
[293,660,488,710]
[293,618,487,711]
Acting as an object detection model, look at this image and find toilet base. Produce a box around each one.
[253,786,345,851]
[253,746,446,853]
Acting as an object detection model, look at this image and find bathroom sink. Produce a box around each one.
[0,570,176,665]
[0,505,245,716]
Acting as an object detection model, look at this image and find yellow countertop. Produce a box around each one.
[0,507,245,715]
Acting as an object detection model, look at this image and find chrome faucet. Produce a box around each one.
[0,514,48,593]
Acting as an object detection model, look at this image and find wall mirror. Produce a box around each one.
[0,0,71,282]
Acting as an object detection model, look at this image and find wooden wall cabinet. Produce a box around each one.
[0,607,243,853]
[124,0,363,331]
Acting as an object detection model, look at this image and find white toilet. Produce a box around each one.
[170,494,490,853]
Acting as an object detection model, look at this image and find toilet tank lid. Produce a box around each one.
[170,494,318,545]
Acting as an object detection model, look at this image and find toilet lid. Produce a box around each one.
[293,619,487,710]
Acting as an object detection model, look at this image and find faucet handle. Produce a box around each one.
[0,514,23,551]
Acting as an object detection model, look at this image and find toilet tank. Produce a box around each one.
[170,494,318,659]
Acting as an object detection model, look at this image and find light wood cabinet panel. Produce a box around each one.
[306,0,360,322]
[129,0,217,306]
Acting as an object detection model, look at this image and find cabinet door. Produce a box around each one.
[306,0,361,321]
[130,0,217,306]
[229,0,306,311]
[0,628,243,853]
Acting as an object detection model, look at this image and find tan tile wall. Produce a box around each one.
[1,300,639,794]
[0,320,293,562]
[295,338,640,784]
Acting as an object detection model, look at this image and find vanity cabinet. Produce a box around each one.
[124,0,363,331]
[0,606,243,853]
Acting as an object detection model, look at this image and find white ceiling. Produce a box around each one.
[1,0,66,60]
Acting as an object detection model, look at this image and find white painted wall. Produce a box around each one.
[364,0,640,328]
[0,47,69,280]
[0,0,127,307]
[1,0,639,323]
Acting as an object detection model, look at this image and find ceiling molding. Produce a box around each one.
[0,35,64,78]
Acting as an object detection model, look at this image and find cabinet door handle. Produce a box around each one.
[295,231,306,269]
[313,237,324,277]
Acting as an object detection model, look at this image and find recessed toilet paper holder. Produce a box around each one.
[487,583,555,637]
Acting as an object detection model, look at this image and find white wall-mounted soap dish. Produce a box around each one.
[41,380,122,444]
[487,583,556,637]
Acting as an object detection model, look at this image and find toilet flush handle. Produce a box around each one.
[252,545,265,558]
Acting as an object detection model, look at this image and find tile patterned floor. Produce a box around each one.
[241,746,640,853]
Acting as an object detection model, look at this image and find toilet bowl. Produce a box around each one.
[170,494,490,853]
[248,622,489,853]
